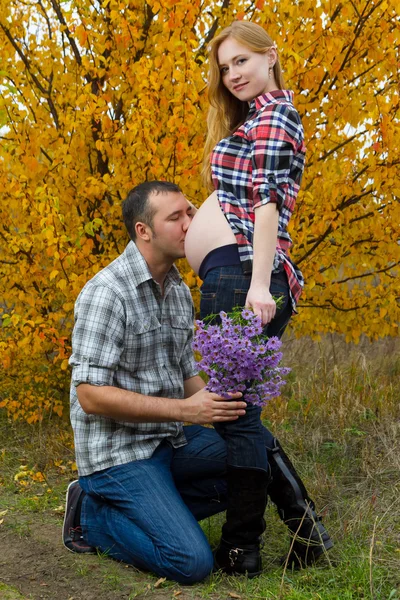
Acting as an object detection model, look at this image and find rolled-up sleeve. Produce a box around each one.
[250,104,303,210]
[69,285,125,387]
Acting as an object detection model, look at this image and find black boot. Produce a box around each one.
[214,467,268,578]
[267,438,333,568]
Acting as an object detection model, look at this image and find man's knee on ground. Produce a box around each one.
[167,542,214,585]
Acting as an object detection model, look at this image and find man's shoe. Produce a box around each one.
[62,480,96,554]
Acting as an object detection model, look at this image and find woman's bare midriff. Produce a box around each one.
[185,191,237,276]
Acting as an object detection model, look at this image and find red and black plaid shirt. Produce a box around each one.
[211,89,305,309]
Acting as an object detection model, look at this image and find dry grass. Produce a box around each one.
[0,334,399,599]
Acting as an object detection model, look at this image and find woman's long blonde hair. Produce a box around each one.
[202,21,285,189]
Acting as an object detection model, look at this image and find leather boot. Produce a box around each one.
[267,438,333,568]
[214,467,269,577]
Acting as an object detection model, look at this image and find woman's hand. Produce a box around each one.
[245,284,276,326]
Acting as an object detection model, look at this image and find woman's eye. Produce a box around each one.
[237,58,246,65]
[220,67,228,75]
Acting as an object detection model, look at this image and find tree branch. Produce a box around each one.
[0,22,59,128]
[49,0,82,67]
[333,262,399,284]
[195,0,231,64]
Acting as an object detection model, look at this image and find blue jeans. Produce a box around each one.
[79,429,278,582]
[79,425,229,584]
[200,265,292,472]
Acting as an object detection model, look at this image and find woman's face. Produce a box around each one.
[217,37,276,102]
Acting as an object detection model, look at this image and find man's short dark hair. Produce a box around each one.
[122,181,182,241]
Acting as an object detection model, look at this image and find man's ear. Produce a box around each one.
[135,222,151,242]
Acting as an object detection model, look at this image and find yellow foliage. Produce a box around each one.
[0,0,399,422]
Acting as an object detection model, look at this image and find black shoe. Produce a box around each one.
[283,512,334,568]
[267,438,333,568]
[215,468,268,578]
[214,538,262,578]
[62,480,96,554]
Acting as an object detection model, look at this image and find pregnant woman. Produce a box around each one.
[185,21,332,576]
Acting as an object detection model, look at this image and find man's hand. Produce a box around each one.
[245,284,276,326]
[180,389,246,424]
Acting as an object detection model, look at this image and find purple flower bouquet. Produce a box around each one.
[193,308,290,407]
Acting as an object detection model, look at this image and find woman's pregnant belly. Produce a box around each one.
[184,191,237,276]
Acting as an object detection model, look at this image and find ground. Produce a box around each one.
[0,510,197,600]
[1,335,400,599]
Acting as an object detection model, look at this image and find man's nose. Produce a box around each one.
[182,214,191,231]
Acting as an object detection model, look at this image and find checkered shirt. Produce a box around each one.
[69,241,198,476]
[211,89,305,309]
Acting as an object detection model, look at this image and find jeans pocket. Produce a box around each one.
[233,289,248,308]
[200,268,251,318]
[200,292,216,319]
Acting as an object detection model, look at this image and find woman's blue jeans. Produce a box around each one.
[79,425,229,584]
[199,265,292,473]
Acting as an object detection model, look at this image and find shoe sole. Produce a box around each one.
[62,480,79,553]
[62,480,96,554]
[214,566,263,578]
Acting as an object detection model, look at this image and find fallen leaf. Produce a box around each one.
[154,577,167,588]
[172,592,182,597]
[228,594,241,599]
[0,509,8,517]
[0,519,4,525]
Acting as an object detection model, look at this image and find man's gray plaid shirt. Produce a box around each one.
[69,241,198,476]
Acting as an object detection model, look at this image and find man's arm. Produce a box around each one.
[183,374,206,397]
[77,383,246,425]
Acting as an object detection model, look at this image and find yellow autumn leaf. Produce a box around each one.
[0,0,398,425]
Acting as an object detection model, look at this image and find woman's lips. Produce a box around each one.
[233,82,248,92]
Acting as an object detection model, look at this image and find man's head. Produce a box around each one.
[122,180,194,262]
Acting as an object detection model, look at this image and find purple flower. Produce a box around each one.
[266,337,281,351]
[193,308,290,406]
[241,308,254,320]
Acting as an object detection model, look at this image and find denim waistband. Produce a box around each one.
[199,245,287,282]
[198,244,241,281]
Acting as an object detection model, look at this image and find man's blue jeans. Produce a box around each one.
[79,425,233,584]
[199,265,292,472]
[79,429,277,583]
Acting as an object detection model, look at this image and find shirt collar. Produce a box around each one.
[249,89,294,113]
[123,241,182,288]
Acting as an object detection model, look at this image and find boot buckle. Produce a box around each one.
[228,547,243,567]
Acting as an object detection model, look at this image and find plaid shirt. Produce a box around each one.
[211,89,305,308]
[69,241,198,476]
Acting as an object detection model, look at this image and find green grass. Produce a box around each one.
[0,334,399,599]
[0,583,27,600]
